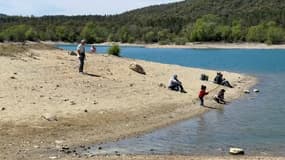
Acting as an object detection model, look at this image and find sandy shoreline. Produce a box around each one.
[38,41,285,49]
[145,42,285,49]
[0,44,273,160]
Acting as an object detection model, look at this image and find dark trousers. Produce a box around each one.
[199,97,204,106]
[79,56,85,72]
[169,83,184,92]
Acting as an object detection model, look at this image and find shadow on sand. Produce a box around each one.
[203,105,221,110]
[84,73,102,77]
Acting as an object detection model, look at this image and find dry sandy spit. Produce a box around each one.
[0,45,268,160]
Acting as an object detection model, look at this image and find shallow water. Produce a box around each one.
[58,45,285,156]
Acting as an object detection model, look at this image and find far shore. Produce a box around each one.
[38,41,285,49]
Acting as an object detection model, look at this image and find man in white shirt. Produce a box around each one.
[77,40,86,73]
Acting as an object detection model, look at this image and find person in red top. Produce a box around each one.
[199,85,209,106]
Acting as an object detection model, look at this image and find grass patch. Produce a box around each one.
[108,44,121,56]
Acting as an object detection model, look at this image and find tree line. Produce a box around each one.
[0,14,284,44]
[0,0,284,44]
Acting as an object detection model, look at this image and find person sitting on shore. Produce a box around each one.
[168,74,187,93]
[214,72,233,88]
[90,44,96,53]
[221,79,233,88]
[198,85,209,106]
[214,72,223,84]
[214,89,226,104]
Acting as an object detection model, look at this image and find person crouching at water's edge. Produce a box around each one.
[168,74,187,93]
[77,40,86,73]
[214,89,226,104]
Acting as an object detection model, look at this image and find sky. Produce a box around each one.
[0,0,183,16]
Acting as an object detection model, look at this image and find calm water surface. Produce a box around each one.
[58,44,285,156]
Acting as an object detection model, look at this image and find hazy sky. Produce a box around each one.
[0,0,183,16]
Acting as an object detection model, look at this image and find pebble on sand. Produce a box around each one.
[253,89,260,93]
[229,147,245,155]
[41,113,58,121]
[244,90,250,94]
[49,156,57,159]
[70,101,76,105]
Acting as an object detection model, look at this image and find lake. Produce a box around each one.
[58,44,285,156]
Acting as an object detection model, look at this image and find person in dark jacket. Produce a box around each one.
[214,72,233,88]
[199,85,208,106]
[214,72,223,84]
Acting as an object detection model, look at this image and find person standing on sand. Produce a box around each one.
[77,40,86,73]
[199,85,208,106]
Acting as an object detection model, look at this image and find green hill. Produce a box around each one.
[122,0,285,26]
[0,0,285,44]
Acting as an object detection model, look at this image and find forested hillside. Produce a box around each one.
[0,0,285,44]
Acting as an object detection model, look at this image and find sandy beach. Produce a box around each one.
[0,43,272,160]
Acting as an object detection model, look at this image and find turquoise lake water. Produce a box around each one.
[58,44,285,156]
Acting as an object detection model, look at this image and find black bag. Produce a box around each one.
[200,74,209,81]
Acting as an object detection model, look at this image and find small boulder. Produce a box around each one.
[253,89,260,93]
[68,51,77,56]
[41,113,58,121]
[55,140,64,144]
[244,90,250,94]
[229,147,245,155]
[61,146,70,150]
[158,83,166,88]
[114,151,121,156]
[129,63,146,75]
[33,145,40,149]
[70,101,76,105]
[49,156,57,159]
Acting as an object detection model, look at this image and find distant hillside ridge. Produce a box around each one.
[0,0,284,44]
